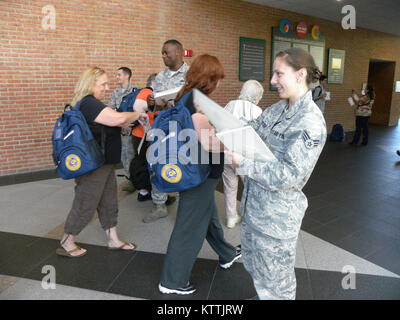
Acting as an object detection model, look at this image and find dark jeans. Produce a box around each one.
[160,178,236,289]
[351,116,370,145]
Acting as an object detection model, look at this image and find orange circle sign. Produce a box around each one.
[311,25,321,40]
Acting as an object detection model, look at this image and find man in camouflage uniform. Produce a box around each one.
[144,40,189,223]
[237,91,327,299]
[109,67,135,192]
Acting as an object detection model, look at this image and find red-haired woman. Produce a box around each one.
[158,54,241,295]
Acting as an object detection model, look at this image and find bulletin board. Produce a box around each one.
[327,49,346,84]
[239,37,266,82]
[270,27,325,90]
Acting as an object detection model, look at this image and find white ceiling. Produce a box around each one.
[243,0,400,37]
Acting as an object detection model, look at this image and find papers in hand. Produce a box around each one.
[216,126,276,162]
[192,89,244,132]
[192,89,276,162]
[348,97,355,106]
[154,86,183,105]
[325,92,330,101]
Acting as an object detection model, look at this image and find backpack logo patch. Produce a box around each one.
[65,154,81,171]
[161,164,182,183]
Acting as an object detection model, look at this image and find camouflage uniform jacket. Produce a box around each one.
[239,90,327,240]
[154,62,189,93]
[109,83,134,135]
[108,83,134,110]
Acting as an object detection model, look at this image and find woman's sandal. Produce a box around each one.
[108,241,136,251]
[56,246,87,258]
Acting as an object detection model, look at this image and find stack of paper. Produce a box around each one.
[193,89,276,162]
[216,126,276,162]
[192,89,244,132]
[154,86,183,105]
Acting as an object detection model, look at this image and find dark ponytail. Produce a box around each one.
[276,48,319,86]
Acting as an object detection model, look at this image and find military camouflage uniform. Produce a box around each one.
[109,84,135,176]
[153,62,189,95]
[238,91,327,300]
[150,62,189,206]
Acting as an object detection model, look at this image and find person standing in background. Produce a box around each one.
[109,67,136,192]
[144,40,189,223]
[312,74,327,114]
[349,85,375,146]
[222,80,263,229]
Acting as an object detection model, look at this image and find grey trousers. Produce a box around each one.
[64,164,119,235]
[160,178,236,289]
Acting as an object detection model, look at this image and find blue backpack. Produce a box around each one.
[117,87,140,112]
[147,91,210,193]
[330,123,345,142]
[52,99,105,180]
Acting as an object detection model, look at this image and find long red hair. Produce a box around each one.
[176,54,225,100]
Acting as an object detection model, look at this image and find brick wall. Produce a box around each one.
[1,0,400,176]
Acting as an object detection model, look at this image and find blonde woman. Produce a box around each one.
[57,67,147,258]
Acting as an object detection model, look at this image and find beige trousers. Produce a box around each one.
[222,164,243,220]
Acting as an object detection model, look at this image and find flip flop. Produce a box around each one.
[56,246,87,258]
[108,241,136,251]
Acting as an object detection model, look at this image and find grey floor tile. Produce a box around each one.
[208,262,256,300]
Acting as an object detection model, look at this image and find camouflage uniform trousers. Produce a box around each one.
[241,220,298,300]
[121,135,135,177]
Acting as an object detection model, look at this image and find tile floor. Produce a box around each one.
[0,124,399,300]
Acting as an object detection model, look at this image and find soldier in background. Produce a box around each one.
[228,48,327,300]
[144,40,189,223]
[109,67,136,192]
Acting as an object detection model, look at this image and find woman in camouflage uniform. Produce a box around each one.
[228,48,327,299]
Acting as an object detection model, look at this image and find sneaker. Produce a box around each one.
[227,215,242,229]
[158,283,196,295]
[220,245,242,269]
[142,204,168,223]
[137,192,152,202]
[396,150,400,156]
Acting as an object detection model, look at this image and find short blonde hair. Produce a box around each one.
[71,67,106,106]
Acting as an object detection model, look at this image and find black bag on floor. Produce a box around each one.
[330,123,345,142]
[129,138,152,191]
